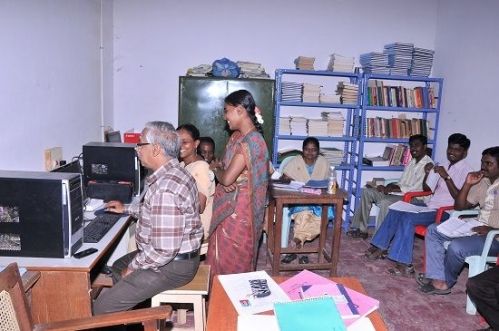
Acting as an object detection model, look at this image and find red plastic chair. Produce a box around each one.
[402,191,454,269]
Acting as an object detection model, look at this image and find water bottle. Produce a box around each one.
[328,165,337,194]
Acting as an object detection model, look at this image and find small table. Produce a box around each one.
[266,186,346,276]
[206,276,388,331]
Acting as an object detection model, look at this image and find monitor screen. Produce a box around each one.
[105,131,122,143]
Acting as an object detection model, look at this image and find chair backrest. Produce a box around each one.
[0,263,34,331]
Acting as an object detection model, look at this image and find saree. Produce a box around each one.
[206,130,269,276]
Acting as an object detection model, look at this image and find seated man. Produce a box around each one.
[466,265,499,331]
[93,121,203,314]
[364,133,473,276]
[347,134,433,239]
[417,146,499,295]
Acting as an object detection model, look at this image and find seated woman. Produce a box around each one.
[177,124,216,241]
[280,137,334,264]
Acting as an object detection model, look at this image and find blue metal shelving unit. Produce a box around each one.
[347,73,444,229]
[273,69,362,228]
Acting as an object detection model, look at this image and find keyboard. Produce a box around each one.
[83,213,122,243]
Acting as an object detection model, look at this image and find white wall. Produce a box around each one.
[433,0,499,169]
[112,0,438,132]
[0,0,102,171]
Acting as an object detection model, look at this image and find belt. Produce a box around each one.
[174,249,199,261]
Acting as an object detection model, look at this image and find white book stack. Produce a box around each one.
[308,118,329,136]
[290,116,308,136]
[302,83,321,103]
[327,53,355,73]
[322,111,345,136]
[279,117,291,135]
[294,56,315,70]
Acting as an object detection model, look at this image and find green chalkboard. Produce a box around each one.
[178,76,275,159]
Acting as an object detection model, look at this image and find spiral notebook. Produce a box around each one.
[274,296,347,331]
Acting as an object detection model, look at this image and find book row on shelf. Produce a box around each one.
[366,80,437,109]
[281,80,359,104]
[365,116,429,139]
[363,144,413,167]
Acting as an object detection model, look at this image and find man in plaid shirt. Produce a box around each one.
[94,121,203,314]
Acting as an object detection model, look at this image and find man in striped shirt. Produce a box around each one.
[94,121,203,314]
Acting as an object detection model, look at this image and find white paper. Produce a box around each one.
[425,169,440,192]
[347,316,375,331]
[237,315,280,331]
[272,181,305,191]
[218,270,291,315]
[388,200,436,213]
[436,217,483,238]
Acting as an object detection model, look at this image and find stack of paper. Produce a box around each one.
[218,270,290,316]
[436,217,483,238]
[321,147,345,166]
[279,117,291,135]
[307,118,329,136]
[289,117,308,136]
[319,93,341,104]
[294,56,315,70]
[322,111,345,136]
[388,200,436,213]
[302,83,321,103]
[327,53,355,73]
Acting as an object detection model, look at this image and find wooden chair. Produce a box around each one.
[0,262,172,331]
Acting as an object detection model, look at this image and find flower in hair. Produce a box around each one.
[255,106,264,124]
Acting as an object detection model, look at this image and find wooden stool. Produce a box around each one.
[151,264,210,331]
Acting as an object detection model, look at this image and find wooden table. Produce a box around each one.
[266,186,346,276]
[206,276,388,331]
[0,215,131,323]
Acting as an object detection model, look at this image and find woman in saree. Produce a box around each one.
[206,90,269,276]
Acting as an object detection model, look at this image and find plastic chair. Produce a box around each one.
[0,263,172,331]
[465,229,499,315]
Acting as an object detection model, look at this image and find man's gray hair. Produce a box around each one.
[143,121,180,158]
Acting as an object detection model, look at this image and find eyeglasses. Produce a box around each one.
[135,142,151,150]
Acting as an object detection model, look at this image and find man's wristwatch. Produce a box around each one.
[444,175,451,181]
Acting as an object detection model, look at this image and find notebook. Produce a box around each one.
[274,296,346,331]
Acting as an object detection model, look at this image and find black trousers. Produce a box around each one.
[466,266,499,330]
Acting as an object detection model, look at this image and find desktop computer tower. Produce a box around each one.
[0,171,84,258]
[82,142,145,202]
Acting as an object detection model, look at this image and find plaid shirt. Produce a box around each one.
[126,158,203,271]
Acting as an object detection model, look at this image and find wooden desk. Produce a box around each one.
[0,215,131,323]
[267,186,346,276]
[206,276,387,331]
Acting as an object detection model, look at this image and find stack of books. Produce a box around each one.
[294,56,315,70]
[237,61,270,79]
[322,111,345,136]
[279,117,291,135]
[186,64,213,76]
[410,47,435,77]
[336,81,359,104]
[281,81,303,102]
[327,53,355,73]
[359,52,390,74]
[319,92,341,104]
[308,118,329,136]
[289,116,308,136]
[302,83,322,103]
[384,42,414,76]
[321,147,345,166]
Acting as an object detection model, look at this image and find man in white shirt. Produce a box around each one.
[347,134,433,240]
